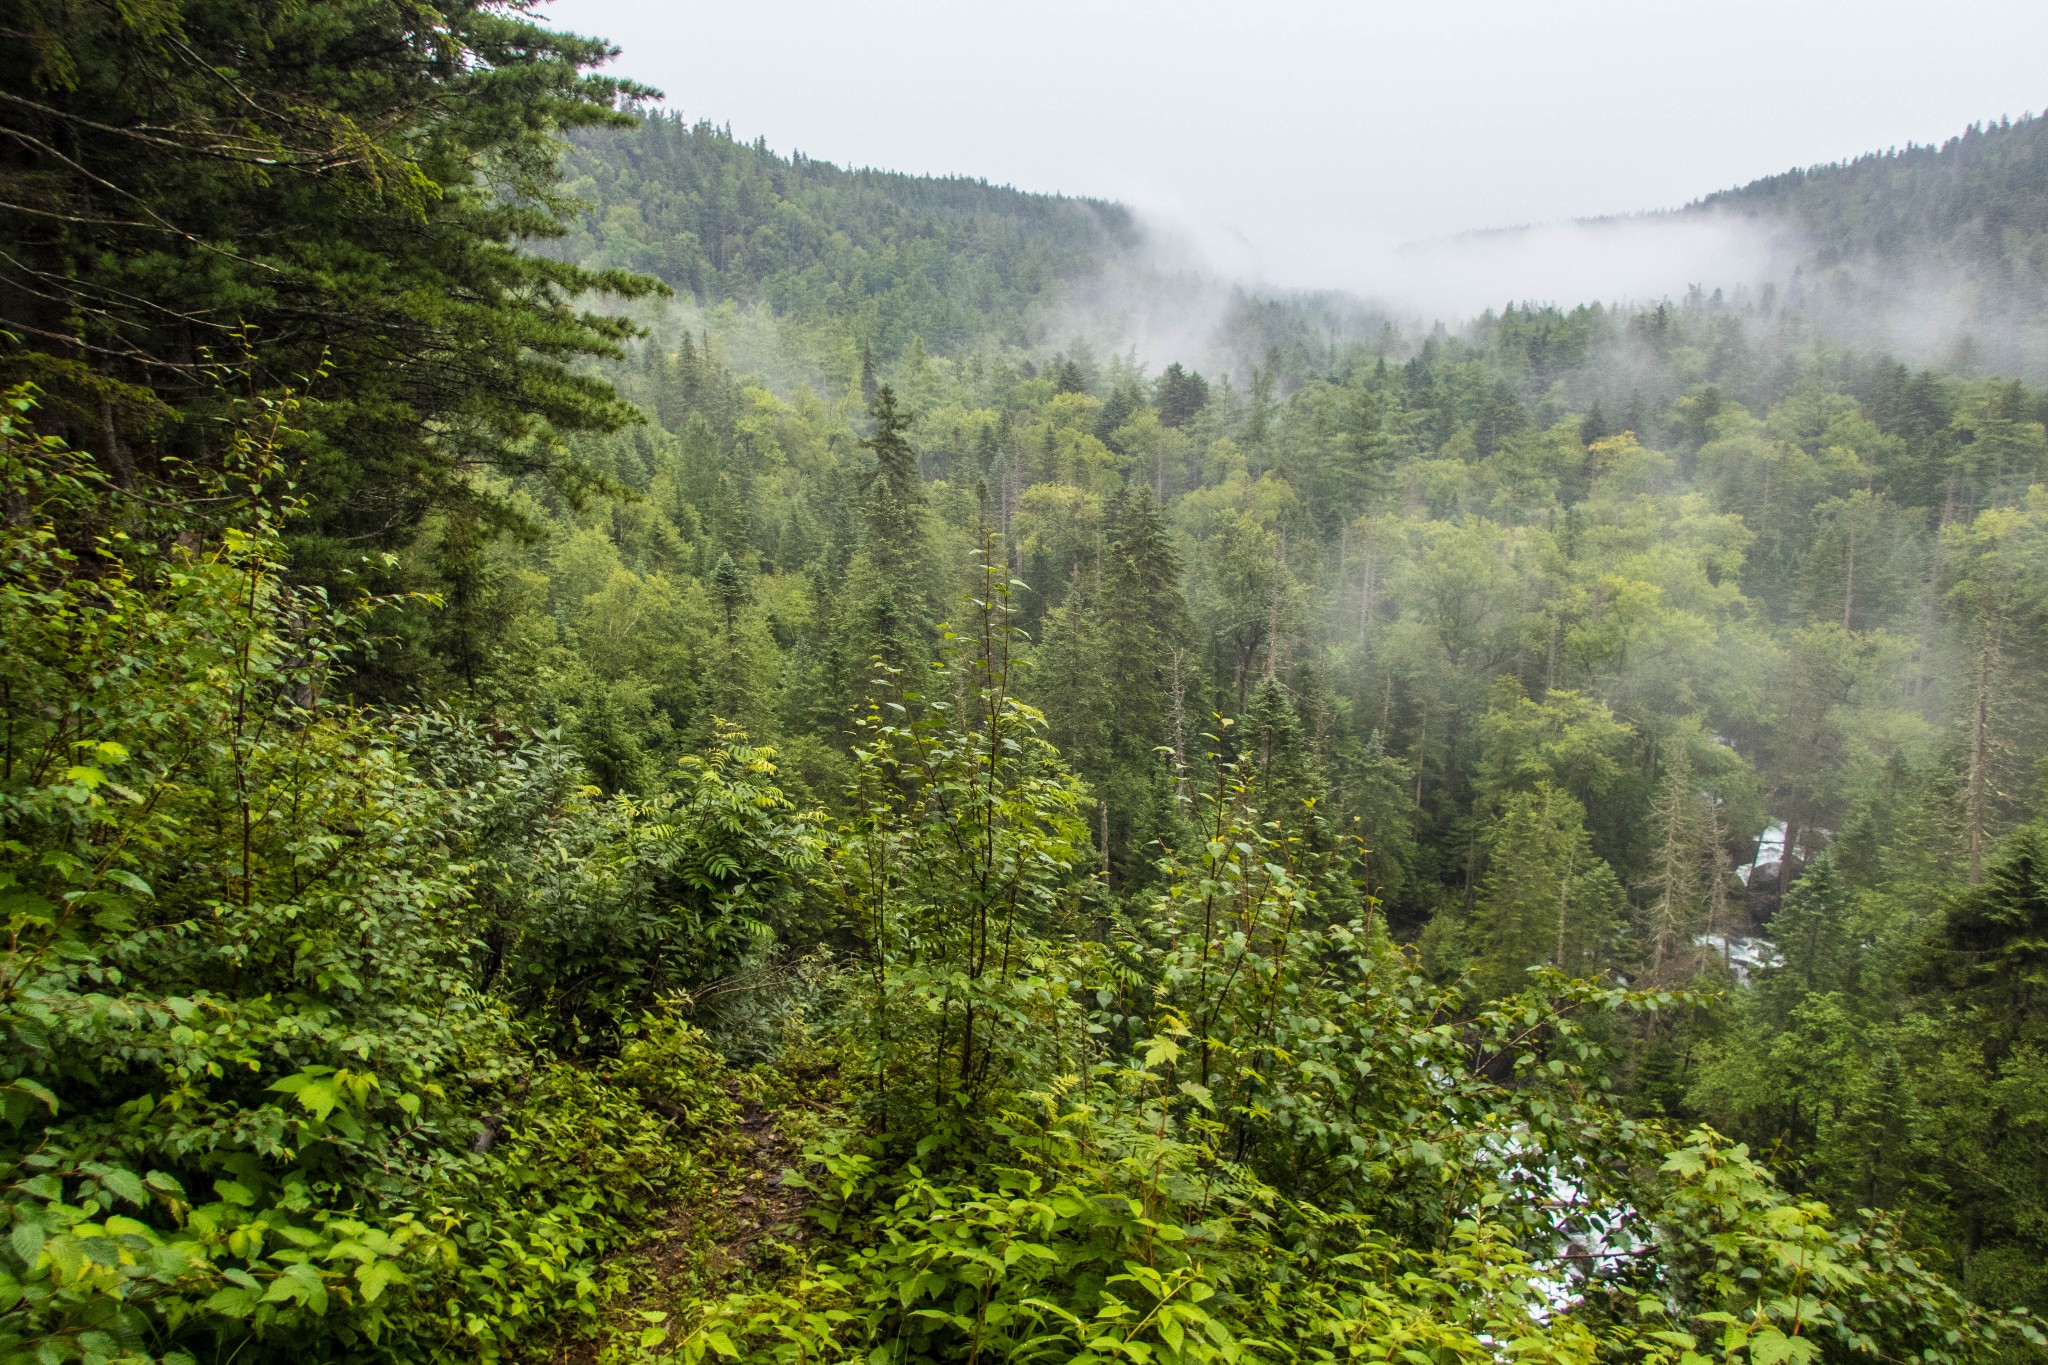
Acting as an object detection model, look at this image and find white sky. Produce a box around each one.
[544,0,2048,298]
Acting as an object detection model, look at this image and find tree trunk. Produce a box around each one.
[1555,845,1577,970]
[1413,701,1428,806]
[1167,648,1187,798]
[1359,552,1379,642]
[1841,525,1856,631]
[1099,799,1111,887]
[1970,635,1992,883]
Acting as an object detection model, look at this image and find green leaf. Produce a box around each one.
[91,1168,144,1207]
[356,1260,398,1303]
[11,1222,44,1267]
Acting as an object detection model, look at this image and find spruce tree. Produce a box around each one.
[862,386,926,580]
[1245,678,1320,820]
[1638,743,1706,984]
[846,384,931,679]
[0,0,657,592]
[1466,784,1624,998]
[712,552,746,636]
[1155,363,1209,428]
[1580,400,1611,446]
[1767,853,1856,1000]
[1095,380,1142,450]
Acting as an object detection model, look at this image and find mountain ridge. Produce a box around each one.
[562,106,2048,378]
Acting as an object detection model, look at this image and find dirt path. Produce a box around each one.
[553,1084,818,1364]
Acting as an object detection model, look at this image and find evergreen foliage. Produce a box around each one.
[1693,110,2048,379]
[5,22,2048,1364]
[0,0,664,631]
[548,114,1131,365]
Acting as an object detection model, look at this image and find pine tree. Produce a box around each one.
[1156,363,1209,429]
[1466,784,1624,998]
[842,385,933,685]
[1638,743,1705,984]
[862,386,927,587]
[1095,380,1141,451]
[1767,853,1856,1000]
[712,552,745,636]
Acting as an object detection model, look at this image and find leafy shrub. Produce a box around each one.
[0,388,739,1364]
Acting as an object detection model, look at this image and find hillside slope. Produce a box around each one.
[562,111,2048,382]
[1697,111,2048,269]
[1691,111,2048,376]
[554,114,1134,362]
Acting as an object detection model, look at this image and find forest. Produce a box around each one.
[0,4,2045,1364]
[1692,110,2048,379]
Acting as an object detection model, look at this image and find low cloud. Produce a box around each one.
[1374,212,1804,318]
[1045,199,2043,384]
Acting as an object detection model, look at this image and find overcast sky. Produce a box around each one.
[544,0,2048,298]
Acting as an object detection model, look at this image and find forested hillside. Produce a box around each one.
[547,114,1134,374]
[1690,110,2048,377]
[1698,110,2048,273]
[2,6,2047,1365]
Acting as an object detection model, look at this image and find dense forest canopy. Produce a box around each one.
[1683,111,2045,378]
[1699,109,2048,379]
[2,6,2046,1365]
[549,113,1133,362]
[1696,110,2048,272]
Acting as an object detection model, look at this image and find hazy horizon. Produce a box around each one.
[547,0,2046,305]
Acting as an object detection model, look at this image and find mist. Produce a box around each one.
[1037,205,1786,382]
[1042,194,2047,386]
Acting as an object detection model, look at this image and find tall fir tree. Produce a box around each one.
[1464,784,1624,998]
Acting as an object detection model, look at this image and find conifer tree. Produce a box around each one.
[1767,853,1856,1000]
[1466,784,1624,998]
[712,552,746,636]
[1155,362,1209,428]
[1095,380,1142,450]
[1333,728,1419,917]
[862,385,928,589]
[1581,400,1612,446]
[1943,495,2048,880]
[842,384,932,684]
[1245,367,1275,459]
[1245,678,1320,821]
[1638,743,1705,984]
[0,0,658,598]
[1104,485,1189,650]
